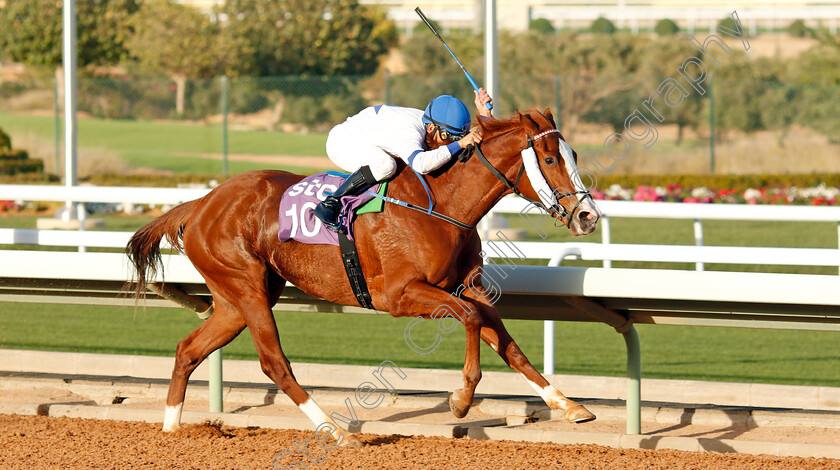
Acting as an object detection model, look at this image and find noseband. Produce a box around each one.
[464,128,592,227]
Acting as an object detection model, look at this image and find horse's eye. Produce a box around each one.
[544,157,556,165]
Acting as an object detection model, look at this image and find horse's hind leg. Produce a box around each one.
[192,264,363,448]
[163,303,246,431]
[478,306,596,423]
[240,298,364,448]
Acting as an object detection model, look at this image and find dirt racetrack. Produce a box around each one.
[2,415,838,470]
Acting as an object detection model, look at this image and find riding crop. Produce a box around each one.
[414,7,493,111]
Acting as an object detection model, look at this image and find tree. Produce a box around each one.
[713,56,784,137]
[654,18,679,37]
[127,0,226,116]
[635,38,703,145]
[413,17,442,36]
[787,19,812,38]
[717,16,738,33]
[555,33,643,136]
[393,30,483,110]
[529,18,555,35]
[221,0,397,77]
[785,32,840,142]
[590,17,616,35]
[217,0,396,129]
[0,0,137,70]
[0,127,10,151]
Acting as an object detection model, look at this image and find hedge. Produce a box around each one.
[0,149,29,161]
[0,172,60,184]
[594,173,840,192]
[0,158,43,176]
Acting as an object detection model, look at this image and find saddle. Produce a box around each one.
[278,172,387,309]
[277,172,386,246]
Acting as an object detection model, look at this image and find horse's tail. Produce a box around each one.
[126,199,199,302]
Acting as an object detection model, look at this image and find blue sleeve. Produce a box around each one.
[446,141,462,155]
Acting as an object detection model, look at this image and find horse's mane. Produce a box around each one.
[478,114,520,136]
[478,109,548,139]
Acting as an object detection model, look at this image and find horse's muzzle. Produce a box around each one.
[568,205,600,236]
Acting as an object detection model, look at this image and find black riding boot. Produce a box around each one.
[314,165,378,230]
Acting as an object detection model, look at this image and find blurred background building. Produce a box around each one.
[180,0,840,33]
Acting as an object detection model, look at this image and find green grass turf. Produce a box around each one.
[0,303,838,387]
[0,112,329,174]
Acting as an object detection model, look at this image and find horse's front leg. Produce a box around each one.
[476,304,596,423]
[393,280,482,418]
[449,308,481,418]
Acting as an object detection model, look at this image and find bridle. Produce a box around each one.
[462,128,592,227]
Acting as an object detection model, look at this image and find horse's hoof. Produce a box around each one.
[565,403,596,423]
[342,435,365,449]
[449,391,471,419]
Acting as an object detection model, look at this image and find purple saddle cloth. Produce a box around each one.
[277,172,379,246]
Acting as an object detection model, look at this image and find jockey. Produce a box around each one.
[314,89,494,230]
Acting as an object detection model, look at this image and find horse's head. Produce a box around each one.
[477,109,601,236]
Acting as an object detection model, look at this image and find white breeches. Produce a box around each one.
[325,122,397,181]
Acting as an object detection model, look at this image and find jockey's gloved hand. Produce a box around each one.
[459,126,483,148]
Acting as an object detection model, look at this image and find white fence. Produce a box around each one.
[3,184,839,273]
[2,184,840,434]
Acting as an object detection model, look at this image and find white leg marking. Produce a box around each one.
[299,397,345,442]
[522,375,571,410]
[162,403,184,432]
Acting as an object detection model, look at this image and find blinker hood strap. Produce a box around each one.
[521,145,559,210]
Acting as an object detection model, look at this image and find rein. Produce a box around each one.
[365,189,475,230]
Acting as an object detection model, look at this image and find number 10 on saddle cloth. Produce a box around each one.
[277,172,386,246]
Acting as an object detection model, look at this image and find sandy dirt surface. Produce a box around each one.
[1,414,838,470]
[4,383,840,447]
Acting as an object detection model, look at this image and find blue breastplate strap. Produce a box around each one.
[409,166,434,214]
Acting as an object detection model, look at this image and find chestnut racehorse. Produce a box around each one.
[127,109,601,447]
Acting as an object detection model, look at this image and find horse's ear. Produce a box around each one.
[543,108,557,129]
[518,111,539,132]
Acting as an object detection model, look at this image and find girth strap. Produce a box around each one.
[338,231,374,309]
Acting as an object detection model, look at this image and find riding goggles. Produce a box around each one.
[436,126,467,141]
[423,111,469,142]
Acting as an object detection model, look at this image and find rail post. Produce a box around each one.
[209,348,223,413]
[543,320,554,375]
[694,219,705,271]
[623,325,641,434]
[601,215,612,268]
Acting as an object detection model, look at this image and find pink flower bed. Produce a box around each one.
[0,200,21,212]
[590,184,839,205]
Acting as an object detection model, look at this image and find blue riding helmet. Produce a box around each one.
[422,95,471,140]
